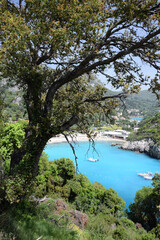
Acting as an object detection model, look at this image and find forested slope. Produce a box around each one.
[128,113,160,145]
[2,85,159,122]
[125,90,159,116]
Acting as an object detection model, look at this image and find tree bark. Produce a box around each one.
[10,126,51,176]
[9,115,79,176]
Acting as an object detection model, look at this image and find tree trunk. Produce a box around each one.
[10,127,51,176]
[9,111,78,176]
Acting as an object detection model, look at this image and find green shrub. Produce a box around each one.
[150,224,160,239]
[0,121,27,173]
[140,232,156,240]
[0,201,78,240]
[86,213,112,240]
[112,226,127,240]
[120,217,135,229]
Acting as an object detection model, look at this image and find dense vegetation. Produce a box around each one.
[0,121,160,239]
[105,89,159,117]
[128,113,160,145]
[128,173,160,231]
[1,85,159,132]
[125,90,159,116]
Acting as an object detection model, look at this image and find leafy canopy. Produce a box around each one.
[0,0,160,175]
[1,0,160,93]
[128,173,160,230]
[1,0,160,124]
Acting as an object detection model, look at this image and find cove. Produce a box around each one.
[44,141,160,208]
[130,116,143,122]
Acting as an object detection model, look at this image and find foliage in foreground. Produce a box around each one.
[0,120,27,173]
[0,200,78,240]
[0,195,158,240]
[1,155,160,239]
[0,121,124,213]
[0,197,158,240]
[0,122,160,239]
[128,173,160,231]
[34,157,126,216]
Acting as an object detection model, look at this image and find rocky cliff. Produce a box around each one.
[120,140,160,159]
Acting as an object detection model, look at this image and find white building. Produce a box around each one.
[102,130,129,140]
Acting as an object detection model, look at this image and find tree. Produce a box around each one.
[128,174,160,230]
[0,96,5,183]
[0,121,27,173]
[128,187,156,230]
[0,0,160,176]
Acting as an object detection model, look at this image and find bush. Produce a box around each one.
[0,201,78,240]
[112,226,128,240]
[120,217,135,229]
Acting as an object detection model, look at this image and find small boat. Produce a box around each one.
[144,176,153,180]
[87,158,99,162]
[138,172,153,180]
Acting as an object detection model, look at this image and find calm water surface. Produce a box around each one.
[44,141,160,208]
[130,116,143,121]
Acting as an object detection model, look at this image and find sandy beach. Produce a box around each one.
[47,133,126,144]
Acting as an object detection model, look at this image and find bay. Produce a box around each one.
[130,116,143,121]
[44,141,160,208]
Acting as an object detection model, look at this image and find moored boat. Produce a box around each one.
[144,176,153,180]
[138,172,153,180]
[87,158,99,162]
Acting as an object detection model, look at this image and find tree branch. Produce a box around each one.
[43,27,160,116]
[59,115,79,133]
[83,93,127,103]
[83,29,160,73]
[63,133,79,174]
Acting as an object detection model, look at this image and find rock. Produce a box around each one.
[135,223,142,229]
[111,143,121,147]
[120,140,160,159]
[111,223,116,230]
[56,199,68,212]
[69,210,88,228]
[149,144,160,159]
[29,195,50,203]
[111,143,117,146]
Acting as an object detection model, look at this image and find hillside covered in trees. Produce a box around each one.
[128,113,160,145]
[1,84,159,123]
[124,90,159,116]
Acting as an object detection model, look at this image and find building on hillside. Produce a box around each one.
[102,130,129,140]
[134,127,139,132]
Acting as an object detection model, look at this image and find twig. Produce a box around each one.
[36,236,42,240]
[63,133,79,174]
[51,214,69,227]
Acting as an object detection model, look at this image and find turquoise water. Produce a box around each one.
[44,141,160,208]
[130,116,143,121]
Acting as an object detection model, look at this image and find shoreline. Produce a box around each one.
[47,134,126,144]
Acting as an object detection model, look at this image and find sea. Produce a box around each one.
[130,116,143,121]
[44,141,160,208]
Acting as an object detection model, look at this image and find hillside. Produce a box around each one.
[128,113,160,145]
[125,90,159,116]
[1,81,159,122]
[104,88,159,116]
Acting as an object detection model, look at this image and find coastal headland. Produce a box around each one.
[120,140,160,159]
